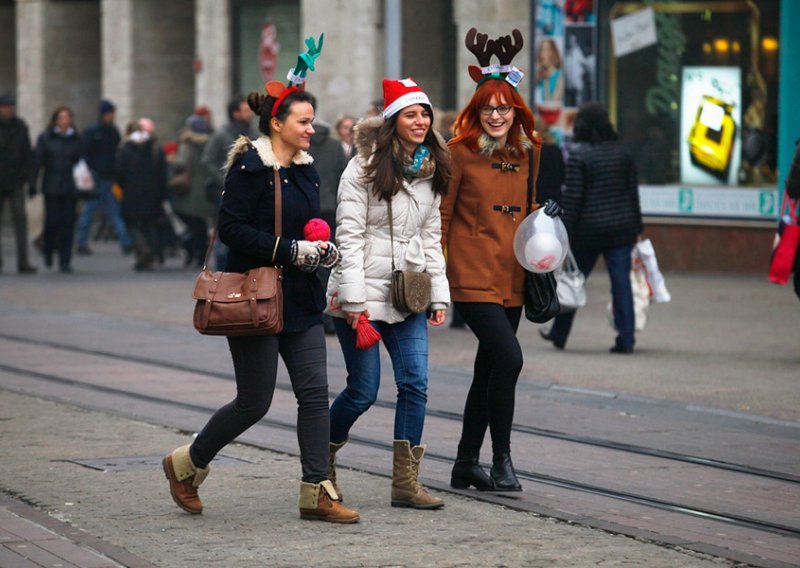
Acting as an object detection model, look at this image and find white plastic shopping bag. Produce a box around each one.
[635,238,671,302]
[72,159,95,192]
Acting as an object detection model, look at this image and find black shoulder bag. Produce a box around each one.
[523,148,561,323]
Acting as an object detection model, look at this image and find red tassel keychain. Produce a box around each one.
[355,314,381,350]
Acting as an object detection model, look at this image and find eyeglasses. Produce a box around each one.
[479,105,513,116]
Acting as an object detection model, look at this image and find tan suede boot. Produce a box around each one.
[162,444,210,514]
[298,480,359,523]
[391,440,444,509]
[328,440,347,501]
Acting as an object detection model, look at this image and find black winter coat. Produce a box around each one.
[219,145,325,334]
[115,139,167,222]
[561,141,642,251]
[0,116,32,193]
[32,128,83,196]
[82,122,121,178]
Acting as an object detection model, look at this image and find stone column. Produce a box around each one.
[453,0,532,109]
[300,0,383,123]
[195,0,232,127]
[16,0,47,135]
[101,0,135,130]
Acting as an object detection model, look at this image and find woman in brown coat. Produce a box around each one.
[441,30,561,491]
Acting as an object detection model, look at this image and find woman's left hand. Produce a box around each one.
[428,310,446,326]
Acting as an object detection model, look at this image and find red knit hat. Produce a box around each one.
[382,78,431,119]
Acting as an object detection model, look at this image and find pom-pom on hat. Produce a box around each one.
[382,79,431,119]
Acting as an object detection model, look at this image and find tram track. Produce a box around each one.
[1,351,799,542]
[1,331,798,486]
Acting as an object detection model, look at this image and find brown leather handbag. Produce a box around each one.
[192,169,284,336]
[387,197,431,314]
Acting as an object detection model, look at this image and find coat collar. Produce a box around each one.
[224,135,314,172]
[476,131,534,157]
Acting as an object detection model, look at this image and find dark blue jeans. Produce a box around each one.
[330,312,429,446]
[76,177,132,250]
[549,244,635,350]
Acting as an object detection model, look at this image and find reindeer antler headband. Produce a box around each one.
[265,33,324,117]
[465,28,525,89]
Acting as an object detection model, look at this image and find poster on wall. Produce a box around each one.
[534,0,596,144]
[680,66,742,186]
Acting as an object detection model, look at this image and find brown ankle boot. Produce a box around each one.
[298,480,359,523]
[162,444,210,514]
[391,440,444,509]
[327,440,347,501]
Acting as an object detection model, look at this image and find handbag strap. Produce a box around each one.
[526,146,541,214]
[201,163,283,270]
[387,197,397,272]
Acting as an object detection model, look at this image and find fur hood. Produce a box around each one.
[476,131,535,157]
[352,115,447,161]
[223,135,314,172]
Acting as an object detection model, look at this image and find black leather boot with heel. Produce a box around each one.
[490,451,522,491]
[450,453,495,491]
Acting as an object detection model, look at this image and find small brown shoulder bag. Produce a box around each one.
[192,169,284,336]
[387,197,431,314]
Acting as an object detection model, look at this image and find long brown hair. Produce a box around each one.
[449,80,539,155]
[361,105,451,201]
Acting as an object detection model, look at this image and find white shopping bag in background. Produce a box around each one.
[635,238,671,303]
[72,159,95,192]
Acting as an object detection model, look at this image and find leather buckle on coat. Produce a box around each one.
[492,162,521,172]
[493,204,522,221]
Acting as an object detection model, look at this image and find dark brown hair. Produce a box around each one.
[246,89,315,136]
[48,106,75,129]
[361,105,451,201]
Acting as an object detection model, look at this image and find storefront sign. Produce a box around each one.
[640,185,778,220]
[611,7,657,58]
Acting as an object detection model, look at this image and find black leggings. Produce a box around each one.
[454,302,523,456]
[190,325,330,483]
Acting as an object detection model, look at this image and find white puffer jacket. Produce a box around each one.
[326,116,449,324]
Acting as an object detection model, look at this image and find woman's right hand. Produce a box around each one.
[344,310,369,330]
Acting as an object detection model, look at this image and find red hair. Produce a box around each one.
[449,80,540,154]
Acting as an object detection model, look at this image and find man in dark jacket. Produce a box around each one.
[0,94,37,274]
[75,100,132,255]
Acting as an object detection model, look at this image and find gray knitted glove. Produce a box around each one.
[290,240,321,272]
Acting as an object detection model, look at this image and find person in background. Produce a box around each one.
[201,96,257,270]
[365,98,383,118]
[535,38,564,104]
[31,106,83,274]
[173,110,215,268]
[0,93,37,274]
[540,103,642,353]
[75,99,132,256]
[307,94,349,335]
[325,78,450,510]
[441,30,561,493]
[783,139,800,299]
[335,114,355,159]
[115,119,167,271]
[162,81,358,524]
[534,116,565,205]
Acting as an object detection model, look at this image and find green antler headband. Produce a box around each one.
[265,33,324,117]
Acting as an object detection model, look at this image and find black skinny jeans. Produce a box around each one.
[454,302,523,457]
[190,325,330,483]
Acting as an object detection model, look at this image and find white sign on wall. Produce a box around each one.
[611,7,657,58]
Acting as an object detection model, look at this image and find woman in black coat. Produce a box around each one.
[541,103,642,353]
[31,106,83,273]
[162,86,359,524]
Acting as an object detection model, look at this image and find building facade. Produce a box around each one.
[2,0,796,272]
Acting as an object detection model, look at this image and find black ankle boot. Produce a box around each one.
[490,452,522,491]
[451,455,495,491]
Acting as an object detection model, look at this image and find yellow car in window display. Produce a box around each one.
[688,95,737,181]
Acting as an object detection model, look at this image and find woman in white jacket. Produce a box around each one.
[326,79,451,510]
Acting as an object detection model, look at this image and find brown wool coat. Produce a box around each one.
[440,135,541,306]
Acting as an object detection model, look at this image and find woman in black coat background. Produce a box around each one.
[31,106,83,273]
[541,103,642,353]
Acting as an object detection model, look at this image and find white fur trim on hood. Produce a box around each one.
[223,135,314,172]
